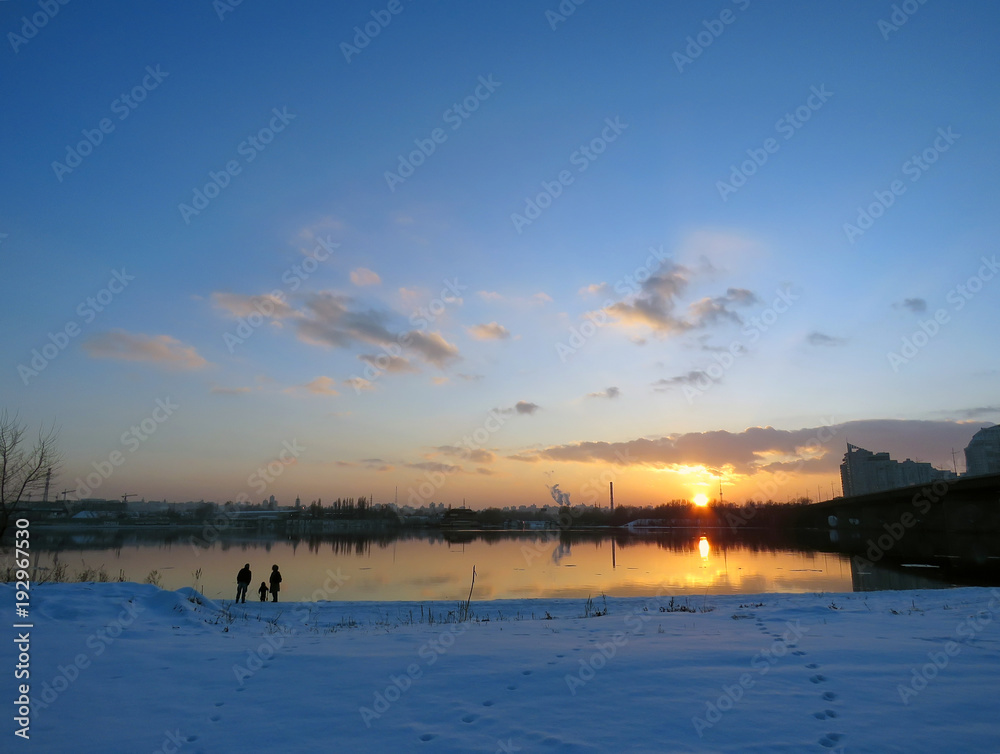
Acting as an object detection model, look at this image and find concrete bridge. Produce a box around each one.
[796,473,1000,578]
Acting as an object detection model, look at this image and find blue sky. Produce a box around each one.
[2,0,998,507]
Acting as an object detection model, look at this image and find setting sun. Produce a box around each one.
[692,493,709,507]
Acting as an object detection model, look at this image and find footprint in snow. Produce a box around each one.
[214,702,224,707]
[821,691,837,701]
[482,700,495,707]
[792,650,806,656]
[809,674,827,684]
[210,714,221,723]
[506,684,518,691]
[819,732,844,748]
[522,670,533,676]
[805,663,819,669]
[812,709,838,720]
[419,733,436,742]
[462,714,479,724]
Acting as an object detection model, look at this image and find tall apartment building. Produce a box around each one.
[840,443,955,497]
[964,425,1000,477]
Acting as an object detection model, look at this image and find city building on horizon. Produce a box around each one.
[965,426,1000,477]
[840,443,956,497]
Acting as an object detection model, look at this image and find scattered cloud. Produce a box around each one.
[533,292,553,304]
[303,376,339,396]
[457,373,485,382]
[406,331,460,368]
[405,461,462,474]
[467,322,511,340]
[896,297,928,314]
[212,292,295,320]
[343,376,375,392]
[579,283,611,297]
[936,406,1000,421]
[256,291,462,368]
[807,331,847,347]
[600,256,758,338]
[497,400,540,416]
[358,353,418,374]
[83,331,208,369]
[587,386,620,399]
[435,445,496,464]
[478,290,505,302]
[604,264,692,334]
[350,267,381,286]
[653,372,710,391]
[687,288,759,328]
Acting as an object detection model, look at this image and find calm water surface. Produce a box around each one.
[19,527,985,602]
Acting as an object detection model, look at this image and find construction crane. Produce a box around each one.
[60,489,75,502]
[121,493,138,504]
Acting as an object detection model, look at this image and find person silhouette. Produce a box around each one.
[269,564,282,602]
[235,563,252,603]
[258,582,268,602]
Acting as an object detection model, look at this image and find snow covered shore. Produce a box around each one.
[4,583,1000,752]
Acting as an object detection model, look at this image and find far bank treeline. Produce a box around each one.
[173,498,808,529]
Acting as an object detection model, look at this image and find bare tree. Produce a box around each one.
[0,409,60,538]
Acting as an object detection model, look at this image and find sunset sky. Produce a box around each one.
[2,1,998,509]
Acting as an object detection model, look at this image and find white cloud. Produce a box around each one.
[83,331,207,370]
[350,268,381,287]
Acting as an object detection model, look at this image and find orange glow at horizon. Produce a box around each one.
[692,493,709,507]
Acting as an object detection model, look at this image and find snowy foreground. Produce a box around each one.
[4,584,1000,753]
